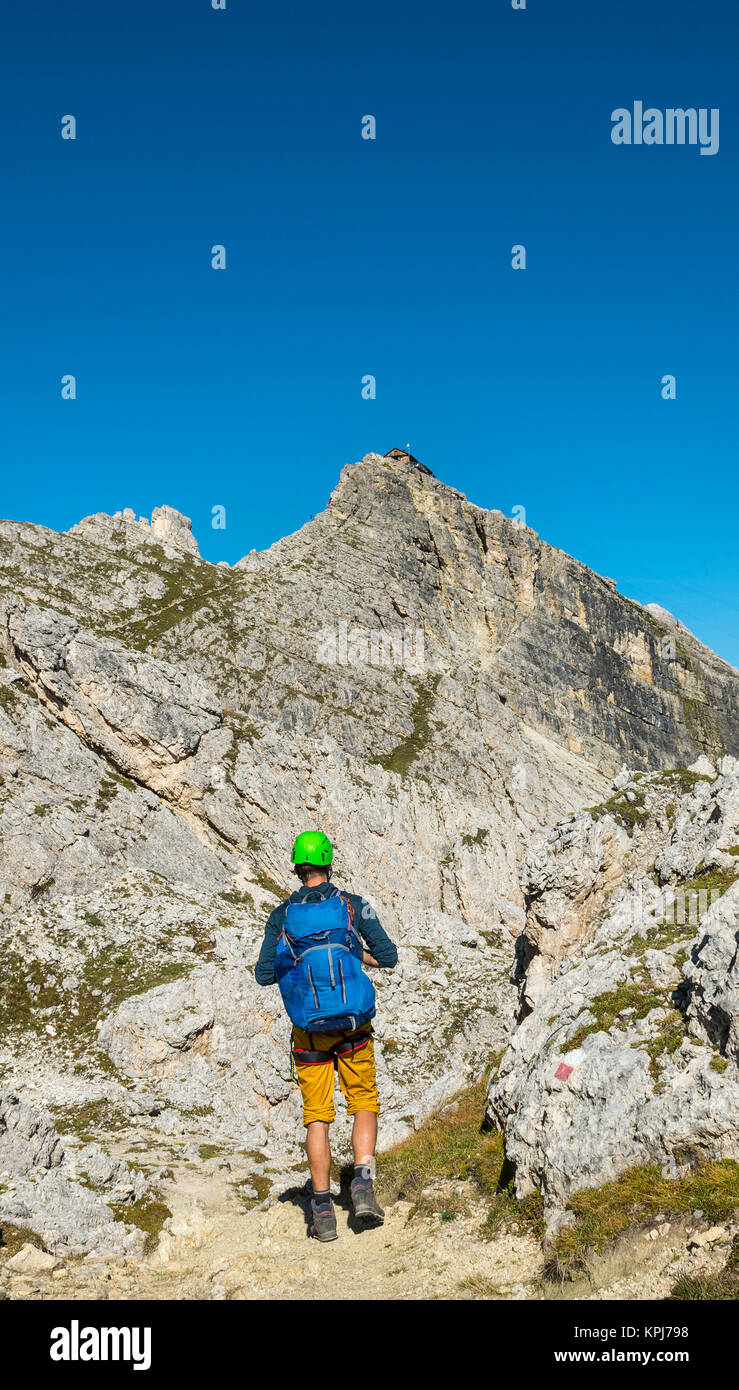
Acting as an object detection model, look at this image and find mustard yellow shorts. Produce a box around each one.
[292,1023,379,1126]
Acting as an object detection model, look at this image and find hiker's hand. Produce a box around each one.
[362,951,379,967]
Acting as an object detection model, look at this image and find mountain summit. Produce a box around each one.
[1,448,737,928]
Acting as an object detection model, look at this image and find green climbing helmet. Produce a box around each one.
[291,830,333,867]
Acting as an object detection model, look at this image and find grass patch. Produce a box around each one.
[0,1223,47,1258]
[462,828,489,850]
[50,1098,129,1142]
[95,771,137,812]
[114,561,233,653]
[670,1272,739,1300]
[630,919,698,956]
[375,1074,545,1239]
[233,1173,271,1210]
[95,779,119,811]
[112,1198,172,1254]
[253,870,284,900]
[677,867,736,897]
[562,975,669,1054]
[655,769,714,795]
[670,1237,739,1300]
[561,966,689,1080]
[0,939,198,1047]
[548,1160,739,1281]
[372,674,441,778]
[218,888,255,911]
[643,1010,687,1079]
[0,683,22,714]
[198,1144,223,1162]
[458,1275,505,1299]
[585,790,649,836]
[630,867,736,962]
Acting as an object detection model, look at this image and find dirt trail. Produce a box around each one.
[1,1161,543,1302]
[2,1149,732,1302]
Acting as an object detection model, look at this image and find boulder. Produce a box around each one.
[6,1243,61,1274]
[0,1094,64,1176]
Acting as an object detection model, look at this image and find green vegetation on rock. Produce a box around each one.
[112,1197,172,1254]
[585,789,649,835]
[670,1236,739,1300]
[548,1161,739,1281]
[561,974,669,1055]
[376,1072,545,1238]
[372,674,441,778]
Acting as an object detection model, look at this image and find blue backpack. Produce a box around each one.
[274,890,376,1033]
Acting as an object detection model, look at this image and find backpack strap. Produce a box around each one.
[337,891,355,926]
[337,892,363,950]
[277,926,299,963]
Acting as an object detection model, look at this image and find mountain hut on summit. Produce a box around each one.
[384,446,433,476]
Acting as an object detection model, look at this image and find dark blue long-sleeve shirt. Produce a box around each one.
[255,881,398,986]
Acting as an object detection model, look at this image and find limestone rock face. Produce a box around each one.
[516,813,631,1012]
[0,1169,147,1258]
[1,596,222,799]
[0,449,738,1232]
[149,505,200,556]
[487,760,739,1216]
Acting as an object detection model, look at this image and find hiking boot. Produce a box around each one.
[350,1175,385,1224]
[310,1199,338,1242]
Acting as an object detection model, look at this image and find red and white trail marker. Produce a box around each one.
[554,1048,586,1083]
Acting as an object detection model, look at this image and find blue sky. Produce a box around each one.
[1,0,737,665]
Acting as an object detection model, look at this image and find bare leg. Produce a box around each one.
[349,1112,384,1222]
[351,1110,378,1165]
[305,1120,331,1191]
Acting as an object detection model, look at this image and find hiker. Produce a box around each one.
[255,831,398,1242]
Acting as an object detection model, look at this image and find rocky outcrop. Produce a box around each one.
[488,758,739,1219]
[0,1094,147,1258]
[0,1093,64,1175]
[685,887,739,1064]
[0,1169,147,1259]
[149,505,200,556]
[0,654,231,907]
[1,598,221,790]
[70,504,200,557]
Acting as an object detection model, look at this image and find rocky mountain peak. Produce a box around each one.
[69,503,200,557]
